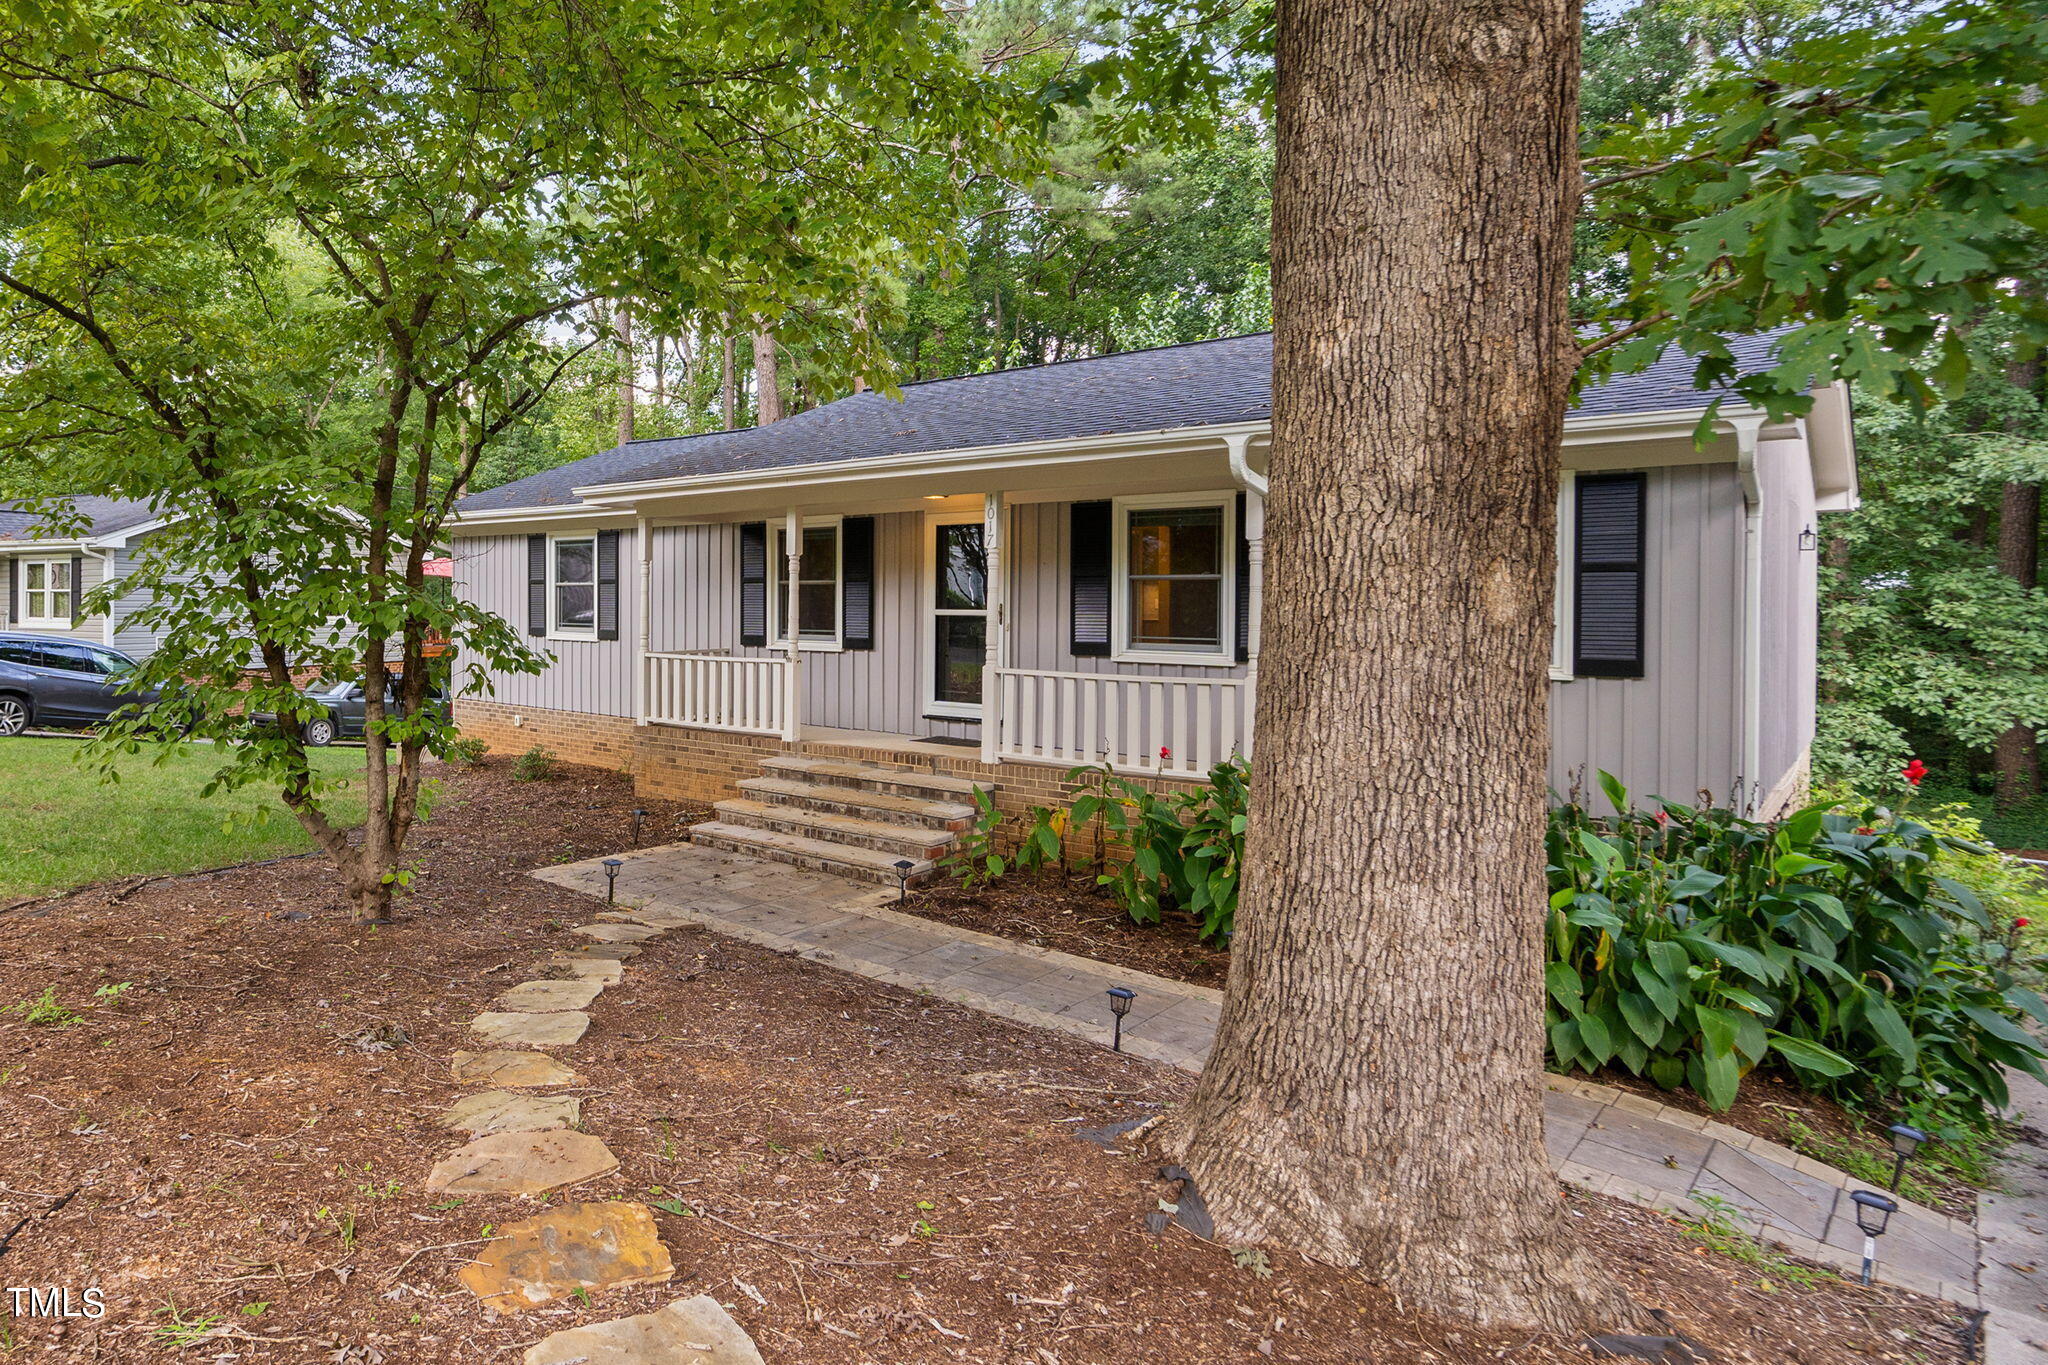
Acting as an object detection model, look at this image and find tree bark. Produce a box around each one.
[752,326,783,424]
[722,331,737,430]
[1171,0,1631,1334]
[617,300,635,445]
[1995,341,2042,808]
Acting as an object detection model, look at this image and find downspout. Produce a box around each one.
[1732,414,1766,815]
[633,515,650,726]
[1225,431,1268,497]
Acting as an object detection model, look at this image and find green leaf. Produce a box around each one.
[1619,991,1666,1046]
[1545,961,1586,1017]
[1960,1004,2043,1052]
[1860,991,1920,1067]
[1668,866,1726,899]
[1688,1048,1741,1111]
[1767,1033,1856,1078]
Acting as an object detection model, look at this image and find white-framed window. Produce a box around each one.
[17,557,73,628]
[1552,473,1576,681]
[1112,492,1235,666]
[547,534,597,639]
[769,516,843,650]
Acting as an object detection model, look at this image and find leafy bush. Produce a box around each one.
[439,735,489,766]
[943,787,1007,890]
[1072,757,1248,943]
[509,745,556,782]
[1546,772,2047,1125]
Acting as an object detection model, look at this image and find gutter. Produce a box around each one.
[1732,413,1767,815]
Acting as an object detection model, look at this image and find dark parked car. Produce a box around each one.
[0,633,158,736]
[258,676,451,747]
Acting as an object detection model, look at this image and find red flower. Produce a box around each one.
[1856,826,1875,836]
[1159,746,1172,761]
[1902,759,1928,787]
[2018,918,2032,929]
[1652,810,1671,827]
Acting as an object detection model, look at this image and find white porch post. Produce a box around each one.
[1242,487,1264,760]
[979,490,1005,765]
[633,515,650,726]
[782,505,803,743]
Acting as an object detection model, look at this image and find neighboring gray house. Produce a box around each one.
[0,496,185,659]
[448,333,1857,879]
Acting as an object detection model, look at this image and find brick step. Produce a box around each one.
[736,775,976,832]
[761,754,994,803]
[712,798,956,862]
[687,822,939,887]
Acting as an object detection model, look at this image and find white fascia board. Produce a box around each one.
[448,504,639,535]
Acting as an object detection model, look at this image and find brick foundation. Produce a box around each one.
[454,699,1207,851]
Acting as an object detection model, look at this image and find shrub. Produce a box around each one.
[440,735,489,766]
[942,787,1006,890]
[1546,772,2047,1125]
[1073,757,1248,943]
[510,745,556,782]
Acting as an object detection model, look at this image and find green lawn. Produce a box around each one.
[0,738,364,899]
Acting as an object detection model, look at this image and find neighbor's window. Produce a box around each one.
[550,536,596,635]
[19,558,72,626]
[771,522,841,646]
[1120,500,1228,657]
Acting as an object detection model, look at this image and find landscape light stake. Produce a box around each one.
[602,858,624,904]
[893,859,915,904]
[1106,987,1136,1052]
[1850,1189,1896,1285]
[1885,1124,1927,1192]
[630,809,648,846]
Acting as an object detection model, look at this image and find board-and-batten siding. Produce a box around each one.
[1548,463,1745,805]
[1755,436,1819,801]
[453,531,639,718]
[452,461,1757,804]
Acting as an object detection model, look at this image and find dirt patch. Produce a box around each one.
[907,873,1231,988]
[0,758,1970,1362]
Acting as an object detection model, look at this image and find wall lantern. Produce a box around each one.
[1799,524,1819,552]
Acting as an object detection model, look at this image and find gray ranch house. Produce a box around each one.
[450,333,1857,881]
[1,496,187,659]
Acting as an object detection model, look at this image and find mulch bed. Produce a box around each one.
[0,757,1974,1362]
[902,870,1992,1220]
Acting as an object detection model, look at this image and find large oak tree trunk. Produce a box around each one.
[1171,0,1630,1333]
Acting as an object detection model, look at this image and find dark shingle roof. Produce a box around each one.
[0,495,162,543]
[461,331,1782,514]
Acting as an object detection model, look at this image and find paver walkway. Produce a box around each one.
[537,840,1990,1307]
[1981,1066,2048,1362]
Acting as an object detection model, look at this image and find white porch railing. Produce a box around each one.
[644,651,794,738]
[989,667,1250,779]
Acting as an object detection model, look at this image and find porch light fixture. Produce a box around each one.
[1885,1123,1928,1191]
[1849,1189,1896,1285]
[893,859,916,904]
[630,808,648,846]
[1799,524,1819,552]
[1106,987,1137,1052]
[602,857,624,904]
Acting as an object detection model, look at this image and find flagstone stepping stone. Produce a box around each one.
[438,1091,581,1138]
[522,1294,765,1365]
[450,1050,582,1088]
[572,923,664,944]
[548,956,626,984]
[427,1130,619,1197]
[458,1200,674,1315]
[451,1050,582,1088]
[495,978,605,1012]
[471,1011,591,1048]
[570,943,642,961]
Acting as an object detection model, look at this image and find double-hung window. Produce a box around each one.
[549,536,597,637]
[18,558,72,627]
[1113,494,1233,664]
[769,519,842,648]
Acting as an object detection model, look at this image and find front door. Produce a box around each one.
[924,514,987,720]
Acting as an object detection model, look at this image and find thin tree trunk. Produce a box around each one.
[722,332,738,430]
[1170,0,1631,1333]
[653,332,666,407]
[1995,342,2042,807]
[617,300,635,445]
[752,326,783,424]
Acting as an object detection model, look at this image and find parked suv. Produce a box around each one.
[0,633,158,736]
[253,675,451,747]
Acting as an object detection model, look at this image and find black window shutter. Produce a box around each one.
[70,554,83,621]
[738,522,768,647]
[595,530,621,641]
[6,557,17,623]
[1070,500,1112,657]
[1573,473,1647,679]
[841,516,875,650]
[1233,492,1251,663]
[526,534,547,637]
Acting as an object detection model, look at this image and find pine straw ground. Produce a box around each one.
[0,759,1972,1363]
